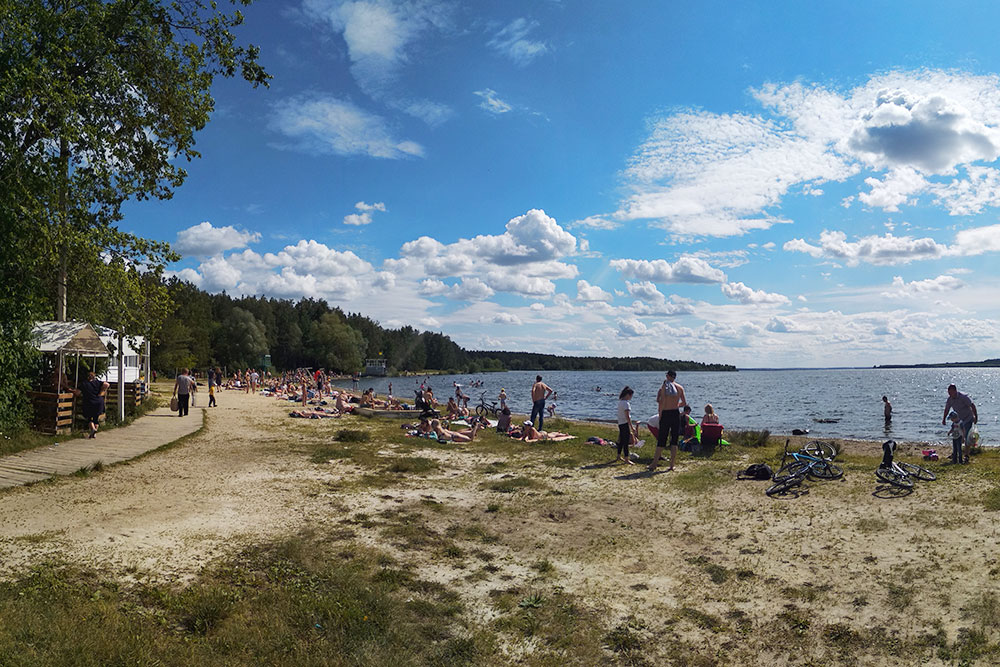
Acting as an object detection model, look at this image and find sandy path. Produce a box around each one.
[0,389,324,582]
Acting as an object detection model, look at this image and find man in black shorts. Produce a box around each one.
[649,370,687,471]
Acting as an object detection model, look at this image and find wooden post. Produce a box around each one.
[117,331,125,422]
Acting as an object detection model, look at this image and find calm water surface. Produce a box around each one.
[342,368,999,445]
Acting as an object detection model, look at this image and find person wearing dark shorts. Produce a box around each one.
[173,368,195,417]
[616,387,636,464]
[649,370,687,471]
[76,371,109,439]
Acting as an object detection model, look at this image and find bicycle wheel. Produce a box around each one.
[766,474,805,497]
[808,461,844,480]
[802,441,836,461]
[875,466,913,489]
[774,461,810,481]
[475,406,487,417]
[897,462,936,481]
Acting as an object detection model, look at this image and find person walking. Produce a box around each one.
[649,370,687,472]
[75,371,109,438]
[530,375,553,430]
[942,384,978,464]
[173,368,195,417]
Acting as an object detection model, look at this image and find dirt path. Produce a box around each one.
[0,389,325,582]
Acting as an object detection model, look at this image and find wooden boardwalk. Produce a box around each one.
[0,405,205,489]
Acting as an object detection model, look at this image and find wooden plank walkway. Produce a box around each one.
[0,405,205,489]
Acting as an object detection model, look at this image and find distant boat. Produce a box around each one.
[364,358,387,377]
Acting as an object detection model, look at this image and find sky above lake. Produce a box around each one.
[127,0,1000,368]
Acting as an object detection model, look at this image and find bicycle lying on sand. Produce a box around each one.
[875,440,936,490]
[475,392,499,418]
[766,440,844,497]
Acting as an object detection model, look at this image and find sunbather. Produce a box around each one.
[520,421,573,442]
[430,419,482,443]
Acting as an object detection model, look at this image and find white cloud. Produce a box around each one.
[474,88,512,114]
[484,272,555,297]
[625,281,663,301]
[271,94,424,159]
[847,88,1000,174]
[783,230,947,265]
[720,281,791,305]
[610,257,727,284]
[487,312,523,325]
[344,200,387,226]
[952,223,1000,255]
[616,318,648,337]
[570,215,620,230]
[616,71,1000,237]
[303,0,451,96]
[487,18,549,66]
[576,280,612,302]
[857,167,928,211]
[451,277,494,301]
[400,99,453,126]
[417,278,449,296]
[174,222,261,257]
[882,275,965,298]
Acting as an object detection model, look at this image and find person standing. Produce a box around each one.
[173,368,195,417]
[942,384,978,464]
[75,371,109,438]
[649,370,687,472]
[498,388,508,411]
[882,395,892,425]
[530,375,553,430]
[616,387,637,465]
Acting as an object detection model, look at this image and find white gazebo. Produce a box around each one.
[29,321,110,433]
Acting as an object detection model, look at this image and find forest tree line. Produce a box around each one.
[155,280,737,376]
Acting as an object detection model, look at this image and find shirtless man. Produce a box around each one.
[649,370,687,471]
[530,375,553,430]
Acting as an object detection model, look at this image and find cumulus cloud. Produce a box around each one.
[882,275,965,298]
[847,88,1000,174]
[271,95,424,159]
[857,167,928,211]
[344,201,386,226]
[570,215,620,230]
[576,280,612,302]
[952,223,1000,256]
[487,18,548,65]
[783,230,947,266]
[617,318,648,337]
[451,277,494,301]
[610,257,727,284]
[484,272,556,297]
[174,222,261,257]
[720,281,790,305]
[474,88,512,114]
[417,278,449,296]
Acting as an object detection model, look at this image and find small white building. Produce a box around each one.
[95,326,149,384]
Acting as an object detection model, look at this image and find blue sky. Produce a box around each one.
[125,0,1000,367]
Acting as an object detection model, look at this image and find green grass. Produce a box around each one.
[0,532,493,666]
[483,476,545,494]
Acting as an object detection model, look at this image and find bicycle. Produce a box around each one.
[475,391,499,418]
[766,440,843,497]
[875,440,936,490]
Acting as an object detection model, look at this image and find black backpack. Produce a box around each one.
[738,463,773,480]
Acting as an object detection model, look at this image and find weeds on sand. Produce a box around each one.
[725,429,771,448]
[483,476,546,494]
[0,533,493,666]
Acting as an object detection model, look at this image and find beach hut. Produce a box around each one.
[29,321,110,433]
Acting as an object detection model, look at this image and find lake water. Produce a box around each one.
[342,368,998,445]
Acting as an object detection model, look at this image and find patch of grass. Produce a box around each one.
[309,445,353,464]
[386,456,438,474]
[483,476,545,494]
[0,532,491,665]
[855,517,890,533]
[962,591,1000,629]
[886,581,916,610]
[725,429,771,448]
[983,485,1000,511]
[603,616,649,665]
[530,559,554,575]
[334,428,370,443]
[485,503,500,513]
[678,606,727,632]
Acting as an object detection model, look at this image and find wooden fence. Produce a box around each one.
[28,383,145,434]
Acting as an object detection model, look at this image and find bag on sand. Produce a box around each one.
[738,463,773,481]
[170,396,179,412]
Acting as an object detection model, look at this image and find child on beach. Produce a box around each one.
[948,412,966,464]
[702,404,719,424]
[615,387,637,464]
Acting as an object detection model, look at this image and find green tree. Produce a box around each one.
[0,0,268,428]
[309,313,366,374]
[214,307,268,369]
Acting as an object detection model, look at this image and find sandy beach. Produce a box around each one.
[1,386,998,664]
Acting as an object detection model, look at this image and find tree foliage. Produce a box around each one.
[0,0,268,430]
